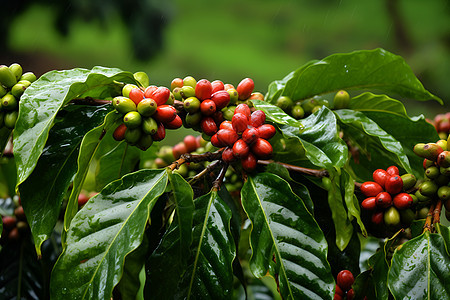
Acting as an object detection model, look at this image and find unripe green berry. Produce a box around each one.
[180,86,196,99]
[9,63,22,81]
[4,111,18,129]
[123,111,142,129]
[122,84,139,98]
[20,72,37,83]
[183,97,201,114]
[2,94,18,111]
[276,96,293,112]
[401,173,416,190]
[333,90,350,109]
[291,105,304,119]
[183,76,197,88]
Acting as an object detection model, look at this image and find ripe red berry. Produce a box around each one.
[150,86,171,106]
[195,79,212,100]
[376,192,393,208]
[336,270,354,292]
[201,117,218,136]
[8,227,20,241]
[241,152,257,172]
[251,138,273,159]
[211,80,225,93]
[257,124,276,140]
[335,284,345,297]
[211,134,226,148]
[360,181,384,197]
[346,289,355,300]
[386,166,399,176]
[250,110,266,127]
[200,99,216,116]
[371,210,384,225]
[233,139,250,158]
[236,78,254,100]
[2,216,16,230]
[385,175,403,195]
[171,78,183,90]
[242,127,260,145]
[232,113,248,134]
[361,197,376,210]
[220,120,234,131]
[334,295,344,300]
[78,193,89,207]
[217,129,239,147]
[222,147,235,163]
[151,122,166,141]
[235,103,251,119]
[144,85,158,98]
[211,90,231,110]
[372,169,389,188]
[164,115,182,129]
[224,83,235,90]
[113,123,127,141]
[173,143,188,159]
[129,88,144,105]
[153,105,177,124]
[393,192,413,210]
[184,135,197,153]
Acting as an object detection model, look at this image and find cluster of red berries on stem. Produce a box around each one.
[360,166,417,227]
[334,270,357,300]
[209,103,276,172]
[427,112,450,140]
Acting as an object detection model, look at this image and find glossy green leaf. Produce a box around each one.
[336,109,412,175]
[388,231,450,299]
[327,231,361,277]
[176,191,235,300]
[241,173,334,299]
[251,100,301,127]
[349,92,408,117]
[13,66,135,189]
[437,224,450,256]
[51,169,168,300]
[265,48,442,104]
[0,127,11,154]
[341,168,367,237]
[352,270,376,300]
[277,106,347,169]
[63,111,122,237]
[18,104,111,256]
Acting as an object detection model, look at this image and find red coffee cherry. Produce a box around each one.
[257,124,276,140]
[172,143,188,159]
[224,83,235,90]
[78,193,89,207]
[334,295,344,300]
[385,175,403,195]
[171,78,183,90]
[236,78,254,100]
[373,169,389,188]
[242,127,260,145]
[217,129,239,147]
[235,103,251,119]
[211,80,225,93]
[232,113,248,134]
[200,99,216,116]
[251,138,273,159]
[184,135,198,153]
[233,139,250,158]
[151,122,166,141]
[150,86,171,106]
[195,79,213,100]
[144,85,158,98]
[335,284,345,297]
[241,152,257,172]
[164,115,182,129]
[346,289,355,300]
[376,192,393,208]
[219,120,234,131]
[2,216,16,230]
[212,111,225,124]
[222,147,235,163]
[211,134,225,148]
[386,165,399,176]
[129,88,144,105]
[371,211,384,225]
[14,206,26,221]
[360,181,384,197]
[8,227,20,241]
[153,105,177,124]
[201,117,218,136]
[393,192,414,210]
[336,270,354,292]
[250,110,266,127]
[361,197,376,210]
[211,90,231,110]
[113,123,127,141]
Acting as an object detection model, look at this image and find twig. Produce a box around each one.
[423,203,436,233]
[257,160,329,177]
[188,160,222,185]
[173,100,184,112]
[168,151,223,171]
[212,163,228,191]
[432,199,443,228]
[70,97,112,106]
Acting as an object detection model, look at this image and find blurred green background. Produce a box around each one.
[1,0,449,119]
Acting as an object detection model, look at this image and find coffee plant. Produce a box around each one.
[1,48,449,299]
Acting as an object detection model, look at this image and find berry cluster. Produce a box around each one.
[274,90,350,120]
[334,270,357,300]
[0,63,37,130]
[427,113,450,140]
[360,166,417,227]
[413,139,450,221]
[208,103,275,172]
[0,196,29,244]
[112,76,180,151]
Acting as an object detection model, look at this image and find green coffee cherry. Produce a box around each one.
[222,106,235,121]
[142,117,158,135]
[435,174,450,186]
[291,105,304,119]
[159,145,175,164]
[436,139,448,151]
[2,94,18,111]
[122,84,139,98]
[0,66,17,88]
[437,186,450,201]
[0,85,7,98]
[124,128,142,144]
[301,99,316,114]
[4,111,18,129]
[133,71,150,88]
[227,88,239,105]
[113,96,137,114]
[20,72,36,83]
[11,83,26,98]
[425,166,440,180]
[137,134,153,151]
[166,92,175,105]
[333,90,350,109]
[415,190,431,203]
[174,164,189,177]
[384,206,401,226]
[137,98,157,117]
[9,63,22,81]
[440,166,450,176]
[180,86,195,99]
[413,143,443,161]
[17,80,31,88]
[276,96,293,112]
[172,87,183,100]
[401,173,416,190]
[185,112,202,127]
[311,105,323,114]
[419,180,438,197]
[183,97,200,113]
[123,111,142,129]
[400,209,415,226]
[416,206,429,219]
[183,76,197,88]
